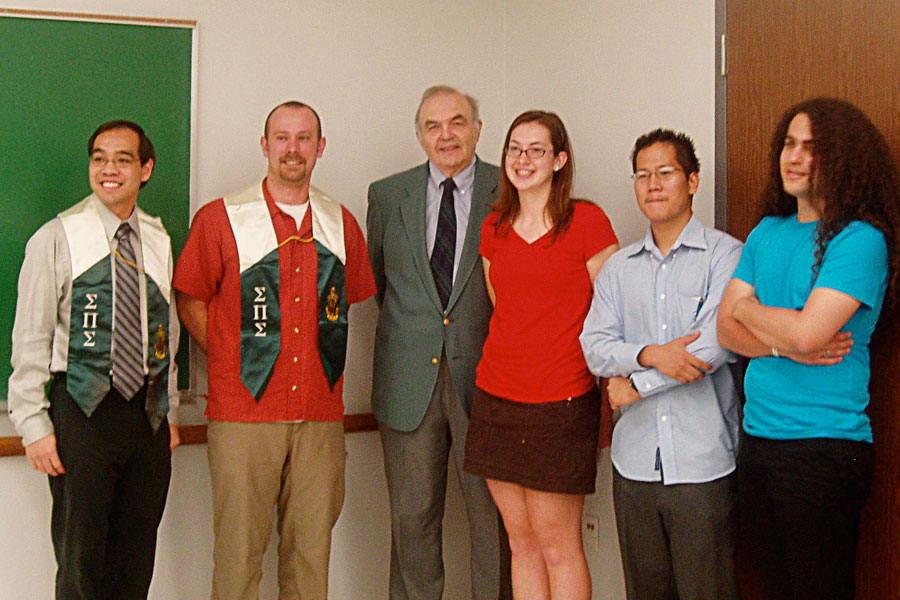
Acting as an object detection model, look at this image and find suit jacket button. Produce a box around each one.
[431,357,438,365]
[443,318,450,326]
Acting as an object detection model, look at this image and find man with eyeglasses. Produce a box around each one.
[8,120,179,599]
[366,85,511,600]
[580,129,743,599]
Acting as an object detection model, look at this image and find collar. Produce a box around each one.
[629,214,707,258]
[428,155,477,191]
[92,195,141,244]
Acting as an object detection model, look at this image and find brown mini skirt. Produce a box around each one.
[463,385,601,495]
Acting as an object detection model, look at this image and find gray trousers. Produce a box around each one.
[379,357,512,600]
[613,468,739,600]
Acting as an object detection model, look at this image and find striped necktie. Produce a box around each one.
[430,178,456,309]
[112,223,144,400]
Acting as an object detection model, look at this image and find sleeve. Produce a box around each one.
[814,223,888,309]
[580,202,618,259]
[172,201,225,302]
[365,183,385,306]
[166,241,181,425]
[342,205,377,305]
[7,223,62,445]
[630,236,743,397]
[731,218,766,286]
[479,213,498,260]
[579,256,645,377]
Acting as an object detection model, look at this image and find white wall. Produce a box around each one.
[1,1,716,598]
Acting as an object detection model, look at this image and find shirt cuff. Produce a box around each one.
[17,413,55,448]
[166,394,180,426]
[630,368,671,397]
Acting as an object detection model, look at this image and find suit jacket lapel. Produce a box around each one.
[447,158,496,311]
[398,163,442,310]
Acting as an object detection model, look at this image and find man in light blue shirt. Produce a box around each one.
[580,129,742,600]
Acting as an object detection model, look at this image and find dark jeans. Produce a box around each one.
[613,469,739,600]
[738,432,873,600]
[48,375,171,600]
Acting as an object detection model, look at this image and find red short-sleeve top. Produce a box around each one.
[475,200,617,403]
[172,180,375,422]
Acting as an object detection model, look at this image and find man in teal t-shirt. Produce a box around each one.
[718,98,898,600]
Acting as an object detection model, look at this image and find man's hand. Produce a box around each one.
[637,331,712,384]
[784,331,854,366]
[25,433,65,476]
[169,424,181,452]
[607,376,641,410]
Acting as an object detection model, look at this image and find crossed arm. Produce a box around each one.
[716,278,856,362]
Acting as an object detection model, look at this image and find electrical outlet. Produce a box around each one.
[582,513,600,555]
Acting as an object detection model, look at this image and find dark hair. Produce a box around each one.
[630,128,700,177]
[761,97,900,301]
[264,101,322,140]
[493,110,575,242]
[88,120,155,188]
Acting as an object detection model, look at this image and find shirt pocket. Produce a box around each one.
[675,270,709,327]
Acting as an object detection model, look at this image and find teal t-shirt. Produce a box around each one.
[732,215,888,442]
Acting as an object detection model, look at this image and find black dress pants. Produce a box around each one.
[738,432,873,600]
[48,375,171,600]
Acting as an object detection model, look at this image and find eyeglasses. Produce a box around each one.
[632,165,681,183]
[506,146,548,159]
[90,155,138,168]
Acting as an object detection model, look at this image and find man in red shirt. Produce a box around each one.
[174,101,375,599]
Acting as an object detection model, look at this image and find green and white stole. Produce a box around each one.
[60,195,172,426]
[223,181,348,400]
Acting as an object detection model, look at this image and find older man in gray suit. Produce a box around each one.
[367,85,511,600]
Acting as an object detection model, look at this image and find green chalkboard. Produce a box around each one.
[0,15,194,397]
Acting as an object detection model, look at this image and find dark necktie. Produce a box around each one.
[430,178,456,309]
[112,223,144,400]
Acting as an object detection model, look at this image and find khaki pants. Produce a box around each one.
[207,420,345,600]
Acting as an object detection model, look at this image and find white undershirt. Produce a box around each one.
[275,201,310,230]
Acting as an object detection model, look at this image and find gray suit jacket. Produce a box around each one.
[367,159,499,432]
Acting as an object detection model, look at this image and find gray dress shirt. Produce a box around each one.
[580,216,743,484]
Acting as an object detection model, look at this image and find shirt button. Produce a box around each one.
[661,264,667,270]
[295,267,300,273]
[661,324,668,330]
[661,415,668,422]
[294,327,299,334]
[660,293,666,300]
[294,297,300,303]
[431,357,438,365]
[443,318,450,326]
[293,356,298,363]
[291,385,297,391]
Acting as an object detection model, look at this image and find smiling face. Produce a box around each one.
[633,141,698,228]
[780,112,815,201]
[415,92,482,178]
[261,104,326,191]
[504,121,567,196]
[88,127,153,219]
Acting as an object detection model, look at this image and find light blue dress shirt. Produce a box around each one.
[580,216,743,484]
[425,157,476,283]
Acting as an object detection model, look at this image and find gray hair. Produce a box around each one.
[414,85,480,129]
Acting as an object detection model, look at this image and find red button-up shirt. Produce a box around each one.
[173,180,375,422]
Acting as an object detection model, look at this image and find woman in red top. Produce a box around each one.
[464,111,618,599]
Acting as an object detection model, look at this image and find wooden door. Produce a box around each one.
[725,1,900,598]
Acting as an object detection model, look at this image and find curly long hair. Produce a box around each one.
[492,110,575,242]
[760,98,900,301]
